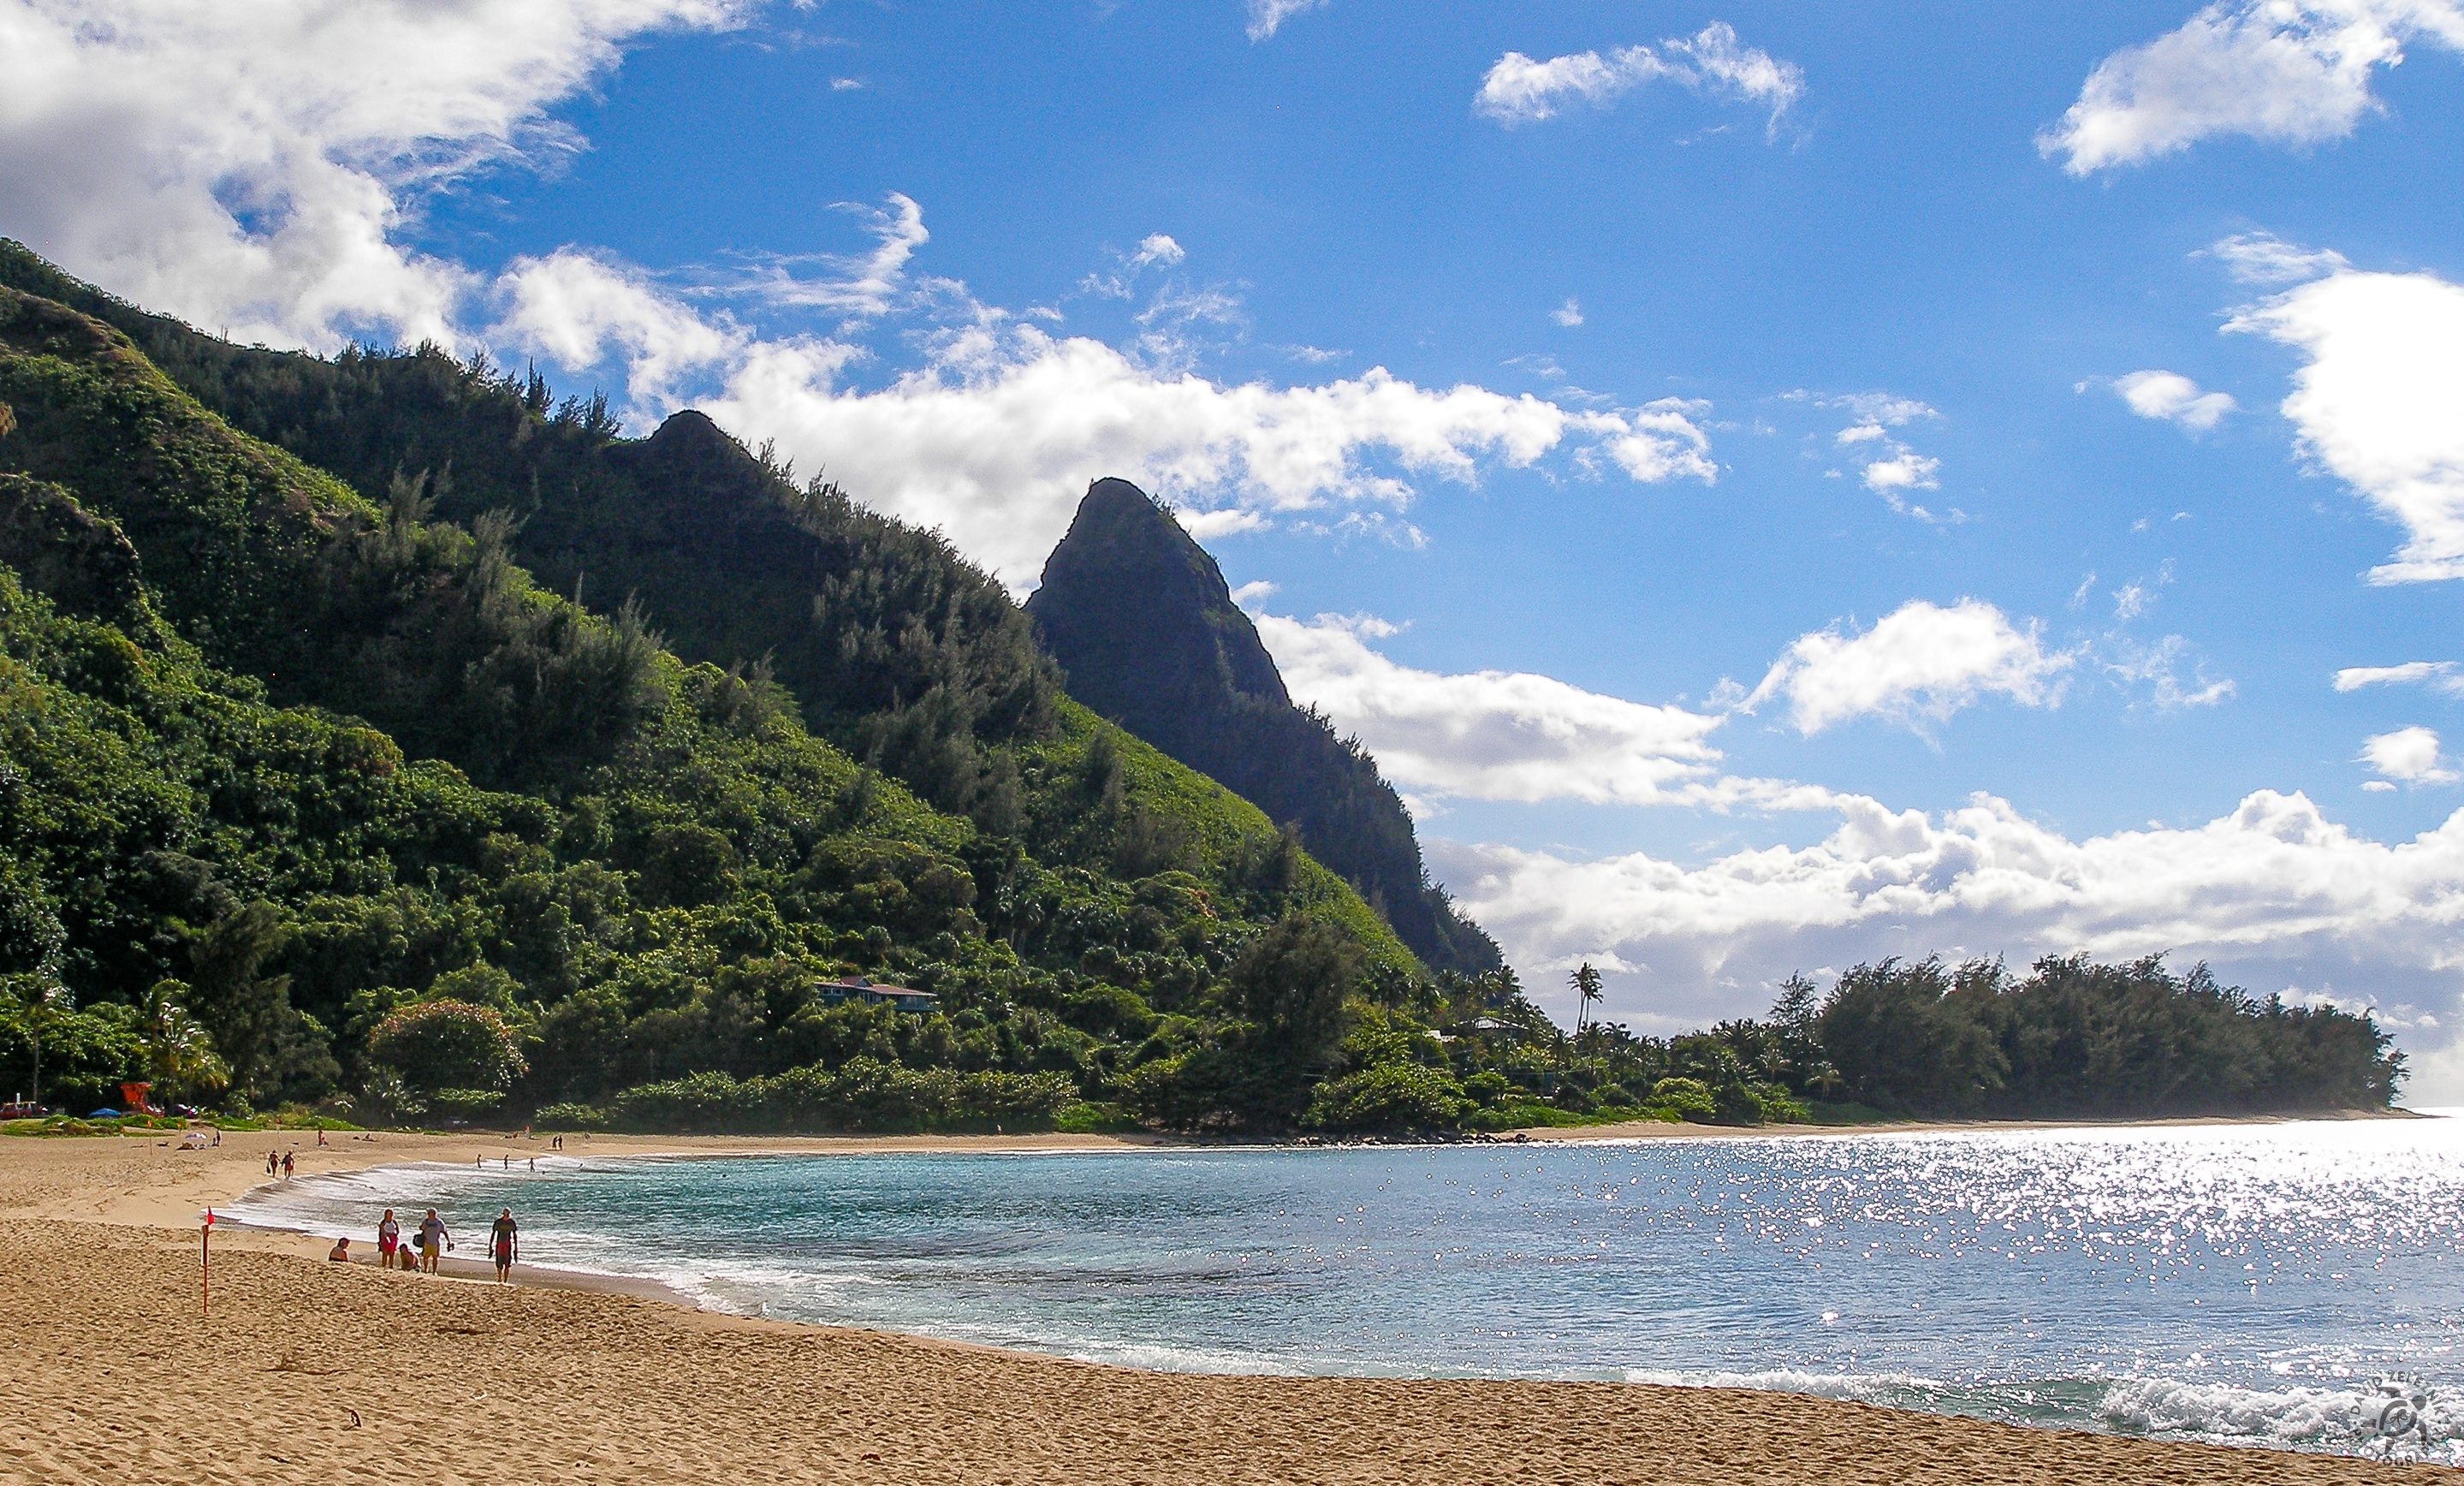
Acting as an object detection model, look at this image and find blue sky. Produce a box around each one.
[9,0,2464,1087]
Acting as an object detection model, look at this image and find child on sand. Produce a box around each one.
[328,1238,350,1262]
[490,1209,518,1282]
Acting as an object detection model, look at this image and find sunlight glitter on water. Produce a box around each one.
[229,1116,2464,1461]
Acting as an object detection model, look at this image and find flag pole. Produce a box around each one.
[201,1208,212,1317]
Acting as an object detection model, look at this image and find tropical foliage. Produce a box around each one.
[0,245,2407,1134]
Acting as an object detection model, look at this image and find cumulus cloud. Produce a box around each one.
[496,249,755,406]
[1861,452,1941,493]
[2336,661,2464,695]
[1429,789,2464,1055]
[1552,298,1584,328]
[1743,599,2074,735]
[1475,22,1805,136]
[1245,0,1326,41]
[2115,369,2238,431]
[2040,0,2464,175]
[0,0,745,351]
[2363,725,2460,784]
[679,309,1719,585]
[1251,611,1730,806]
[2229,265,2464,584]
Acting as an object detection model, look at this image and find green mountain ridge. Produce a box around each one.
[1028,478,1501,974]
[0,252,1474,1132]
[0,243,2403,1134]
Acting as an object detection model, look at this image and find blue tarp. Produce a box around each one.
[86,1108,122,1119]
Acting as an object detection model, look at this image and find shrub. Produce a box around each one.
[366,1000,526,1096]
[1304,1062,1469,1132]
[1647,1077,1716,1122]
[532,1102,612,1131]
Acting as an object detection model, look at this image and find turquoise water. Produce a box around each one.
[232,1119,2464,1459]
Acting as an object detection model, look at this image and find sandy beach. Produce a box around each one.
[0,1121,2449,1484]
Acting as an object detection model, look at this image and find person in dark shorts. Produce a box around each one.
[490,1209,518,1282]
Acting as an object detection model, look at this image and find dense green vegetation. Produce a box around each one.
[0,247,2405,1135]
[0,267,1409,1132]
[1027,478,1499,973]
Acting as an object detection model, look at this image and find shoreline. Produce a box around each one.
[191,1109,2435,1323]
[3,1120,2455,1483]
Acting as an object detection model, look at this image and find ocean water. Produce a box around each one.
[228,1118,2464,1460]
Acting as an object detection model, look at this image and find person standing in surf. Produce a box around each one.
[490,1208,519,1282]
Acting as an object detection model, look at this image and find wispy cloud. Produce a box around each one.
[1244,0,1326,42]
[2336,661,2464,696]
[1475,22,1805,137]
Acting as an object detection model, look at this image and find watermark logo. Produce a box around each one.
[2366,1374,2437,1459]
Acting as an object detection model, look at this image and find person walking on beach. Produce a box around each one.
[490,1209,518,1283]
[377,1210,401,1268]
[419,1210,452,1274]
[266,1150,278,1177]
[281,1151,294,1180]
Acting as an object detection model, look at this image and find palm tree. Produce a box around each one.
[1570,963,1603,1037]
[139,979,229,1107]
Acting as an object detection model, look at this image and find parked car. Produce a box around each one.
[0,1101,45,1120]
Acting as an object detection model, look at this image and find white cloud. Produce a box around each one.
[0,0,745,351]
[495,249,757,407]
[2207,231,2353,285]
[2099,632,2236,710]
[2230,265,2464,584]
[2115,369,2238,431]
[2364,725,2460,783]
[1082,234,1188,300]
[1826,392,1938,427]
[1253,612,1730,805]
[2337,661,2464,695]
[1430,790,2464,1060]
[1744,599,2074,735]
[2040,0,2464,175]
[1552,298,1584,328]
[1475,22,1805,136]
[1836,423,1887,445]
[679,312,1717,585]
[1861,452,1940,493]
[1245,0,1326,42]
[716,193,930,320]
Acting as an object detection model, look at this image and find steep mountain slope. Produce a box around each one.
[1027,478,1501,974]
[0,266,1422,1132]
[0,240,1051,829]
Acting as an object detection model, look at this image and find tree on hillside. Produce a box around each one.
[0,858,67,1109]
[1570,962,1603,1036]
[137,978,228,1106]
[366,999,527,1101]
